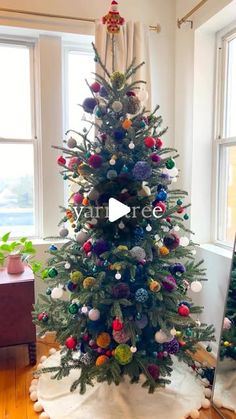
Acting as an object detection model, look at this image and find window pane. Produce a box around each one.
[0,143,35,237]
[0,44,32,139]
[222,145,236,244]
[225,37,236,138]
[67,50,95,141]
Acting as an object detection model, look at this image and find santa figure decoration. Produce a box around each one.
[102,0,125,34]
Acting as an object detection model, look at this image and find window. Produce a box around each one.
[215,30,236,246]
[0,41,37,237]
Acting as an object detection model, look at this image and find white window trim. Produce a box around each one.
[212,25,236,248]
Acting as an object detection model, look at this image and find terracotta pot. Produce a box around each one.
[7,254,25,274]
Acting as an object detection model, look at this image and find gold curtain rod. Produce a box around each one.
[0,7,161,33]
[177,0,208,28]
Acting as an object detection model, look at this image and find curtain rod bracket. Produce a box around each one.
[177,19,193,29]
[177,0,208,29]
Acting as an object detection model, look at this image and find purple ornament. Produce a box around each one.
[93,239,109,256]
[162,275,177,292]
[151,153,161,163]
[147,364,160,380]
[112,282,130,299]
[169,263,186,276]
[163,233,180,250]
[100,86,108,97]
[82,97,97,114]
[163,338,180,354]
[133,161,152,181]
[135,314,148,329]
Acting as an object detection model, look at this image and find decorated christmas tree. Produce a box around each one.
[220,252,236,361]
[34,1,214,394]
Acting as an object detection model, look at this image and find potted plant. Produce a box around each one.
[0,232,38,274]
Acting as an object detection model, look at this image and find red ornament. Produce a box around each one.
[38,312,46,321]
[178,305,190,317]
[154,201,166,213]
[112,318,123,331]
[90,82,101,93]
[177,207,185,214]
[166,217,171,223]
[102,1,125,34]
[126,91,136,97]
[57,155,66,166]
[106,350,112,357]
[83,241,93,253]
[66,336,77,349]
[144,137,156,148]
[82,334,90,342]
[156,138,163,149]
[88,154,103,169]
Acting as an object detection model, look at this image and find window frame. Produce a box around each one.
[213,27,236,248]
[0,37,41,239]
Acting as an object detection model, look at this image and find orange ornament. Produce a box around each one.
[96,355,109,366]
[96,332,111,349]
[122,119,132,130]
[82,198,89,206]
[149,280,161,293]
[159,246,170,256]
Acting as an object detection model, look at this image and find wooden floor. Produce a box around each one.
[0,336,235,419]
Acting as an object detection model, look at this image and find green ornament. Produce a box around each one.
[48,267,58,278]
[177,199,183,206]
[184,214,189,220]
[68,303,79,314]
[206,345,212,353]
[63,216,68,222]
[46,288,52,296]
[85,152,91,158]
[121,165,129,173]
[42,315,49,323]
[185,328,192,337]
[111,71,126,90]
[63,175,68,180]
[42,269,49,279]
[73,172,78,178]
[166,159,175,170]
[114,344,133,365]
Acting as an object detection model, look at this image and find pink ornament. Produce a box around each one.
[90,82,101,93]
[68,157,80,170]
[113,328,131,343]
[223,317,232,330]
[73,193,83,205]
[88,154,103,169]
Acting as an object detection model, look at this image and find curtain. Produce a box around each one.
[95,21,151,108]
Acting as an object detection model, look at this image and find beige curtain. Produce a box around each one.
[95,21,151,108]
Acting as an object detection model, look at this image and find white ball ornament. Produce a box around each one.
[170,328,177,336]
[146,224,152,232]
[59,227,69,238]
[51,287,63,300]
[88,308,100,321]
[214,399,223,408]
[40,355,47,363]
[129,141,135,150]
[130,346,137,353]
[64,262,71,269]
[115,272,122,280]
[30,391,38,402]
[109,158,116,166]
[95,147,101,153]
[31,379,38,386]
[180,236,190,247]
[29,385,37,393]
[191,281,203,293]
[201,399,211,409]
[33,401,43,413]
[190,410,200,419]
[76,230,88,244]
[67,137,77,149]
[118,222,125,230]
[39,413,50,419]
[81,306,89,314]
[112,100,123,112]
[204,388,212,398]
[49,348,57,355]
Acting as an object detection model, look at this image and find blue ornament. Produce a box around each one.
[179,301,191,308]
[82,97,97,114]
[135,288,149,303]
[139,121,146,129]
[156,190,168,201]
[134,226,144,238]
[67,281,77,292]
[114,128,126,141]
[49,245,57,251]
[100,86,108,97]
[133,161,152,181]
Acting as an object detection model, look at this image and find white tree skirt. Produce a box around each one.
[213,359,236,412]
[37,352,206,419]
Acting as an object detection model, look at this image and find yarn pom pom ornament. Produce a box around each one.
[96,355,109,366]
[147,364,160,380]
[112,282,130,299]
[110,71,126,89]
[112,318,123,331]
[88,154,103,169]
[144,136,156,148]
[102,1,125,34]
[66,336,77,350]
[82,97,97,114]
[114,344,133,365]
[163,338,180,354]
[162,275,177,292]
[133,161,152,180]
[96,332,111,349]
[163,233,180,250]
[93,239,110,256]
[125,96,141,115]
[113,328,131,344]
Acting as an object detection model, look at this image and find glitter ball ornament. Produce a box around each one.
[96,332,111,349]
[163,338,180,354]
[110,71,126,89]
[114,344,133,365]
[96,355,109,366]
[159,246,169,256]
[135,314,148,329]
[112,100,123,112]
[113,328,131,343]
[125,96,141,114]
[169,263,186,276]
[162,275,177,292]
[70,271,84,283]
[88,154,103,169]
[90,81,101,93]
[191,281,203,293]
[155,330,173,344]
[135,288,149,303]
[48,267,58,278]
[149,280,161,293]
[112,318,123,331]
[83,276,96,289]
[73,192,83,205]
[166,159,175,170]
[144,136,155,148]
[133,161,152,180]
[82,97,97,114]
[66,336,77,349]
[163,233,180,250]
[67,137,77,149]
[59,227,69,238]
[147,364,160,380]
[88,308,100,321]
[130,246,146,261]
[178,304,190,317]
[112,282,130,299]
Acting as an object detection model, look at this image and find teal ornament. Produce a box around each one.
[85,152,91,158]
[166,159,175,170]
[177,199,183,206]
[73,172,78,178]
[121,165,129,173]
[139,121,146,129]
[46,288,52,296]
[136,313,142,321]
[184,214,189,220]
[206,345,212,353]
[63,175,68,180]
[48,267,58,278]
[92,267,97,273]
[185,328,192,337]
[68,303,79,314]
[49,245,57,251]
[130,277,136,283]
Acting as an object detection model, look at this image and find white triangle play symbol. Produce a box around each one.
[108,198,131,222]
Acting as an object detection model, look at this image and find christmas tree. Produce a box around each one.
[220,252,236,361]
[33,1,214,394]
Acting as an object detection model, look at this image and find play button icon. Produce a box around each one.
[108,198,131,222]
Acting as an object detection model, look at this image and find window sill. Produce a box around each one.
[199,243,233,259]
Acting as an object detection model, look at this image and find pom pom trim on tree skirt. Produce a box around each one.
[29,349,212,419]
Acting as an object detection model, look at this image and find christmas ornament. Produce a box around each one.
[68,157,80,170]
[149,280,161,293]
[135,288,149,303]
[67,137,77,149]
[59,227,69,238]
[114,344,133,365]
[147,364,160,380]
[96,332,111,348]
[57,155,66,166]
[70,271,84,283]
[162,276,177,292]
[80,353,94,366]
[51,287,63,299]
[130,346,137,353]
[82,241,93,253]
[178,304,190,317]
[67,281,77,292]
[155,330,173,344]
[223,317,232,330]
[156,189,168,201]
[133,161,152,180]
[112,101,123,112]
[144,136,155,148]
[68,303,79,314]
[129,141,135,149]
[191,281,202,293]
[96,355,109,366]
[112,319,123,331]
[150,153,161,163]
[166,159,175,170]
[76,230,88,244]
[169,263,186,276]
[112,282,130,298]
[38,312,48,322]
[113,328,131,343]
[110,71,126,89]
[115,272,122,280]
[107,169,118,179]
[100,86,108,97]
[125,96,141,114]
[82,97,97,114]
[122,119,132,130]
[93,239,109,256]
[49,244,57,252]
[73,193,83,205]
[102,1,125,34]
[90,81,101,93]
[163,338,180,354]
[83,276,96,289]
[88,154,103,169]
[48,267,58,278]
[130,246,146,261]
[180,236,190,247]
[114,128,126,141]
[88,308,100,321]
[163,233,180,250]
[66,336,77,349]
[156,138,163,148]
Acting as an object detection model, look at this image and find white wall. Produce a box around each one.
[175,0,236,354]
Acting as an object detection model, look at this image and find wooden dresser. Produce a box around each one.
[0,267,36,365]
